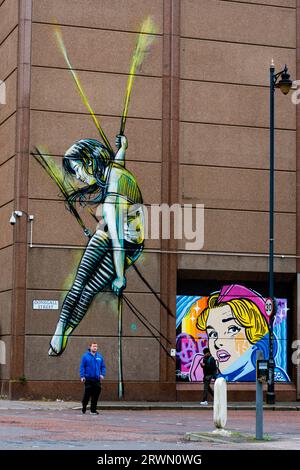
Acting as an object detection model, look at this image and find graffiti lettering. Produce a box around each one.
[176,333,198,367]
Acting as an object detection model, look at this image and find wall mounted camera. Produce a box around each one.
[9,210,23,225]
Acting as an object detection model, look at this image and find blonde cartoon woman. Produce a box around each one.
[190,284,289,381]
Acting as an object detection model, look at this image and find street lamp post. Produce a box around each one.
[266,62,293,405]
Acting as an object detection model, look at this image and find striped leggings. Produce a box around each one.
[59,231,141,330]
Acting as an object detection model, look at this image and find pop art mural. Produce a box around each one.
[176,284,290,382]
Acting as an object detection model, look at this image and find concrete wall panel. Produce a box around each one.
[122,337,160,381]
[0,115,16,165]
[0,0,18,45]
[32,23,162,77]
[25,335,117,381]
[0,291,12,335]
[180,122,295,172]
[0,335,10,380]
[24,335,159,381]
[29,200,94,246]
[31,68,162,120]
[32,0,163,33]
[181,165,296,213]
[0,27,18,81]
[27,248,160,293]
[0,201,14,249]
[0,71,17,126]
[178,252,296,274]
[30,111,162,162]
[235,0,295,7]
[0,246,13,292]
[26,291,160,338]
[180,80,295,130]
[0,158,15,207]
[181,38,296,87]
[178,209,296,255]
[181,0,295,47]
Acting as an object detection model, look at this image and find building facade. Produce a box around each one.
[0,0,299,401]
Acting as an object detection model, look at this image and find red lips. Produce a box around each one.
[217,349,231,362]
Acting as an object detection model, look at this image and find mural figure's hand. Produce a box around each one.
[115,134,128,150]
[112,276,126,296]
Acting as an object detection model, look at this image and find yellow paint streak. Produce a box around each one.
[121,16,157,133]
[54,23,113,154]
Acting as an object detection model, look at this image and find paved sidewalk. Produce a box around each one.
[0,399,300,450]
[0,399,299,411]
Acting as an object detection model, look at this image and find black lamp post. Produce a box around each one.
[267,62,293,405]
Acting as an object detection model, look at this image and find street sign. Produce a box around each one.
[265,298,273,317]
[33,300,59,310]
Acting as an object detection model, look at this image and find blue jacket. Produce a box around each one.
[80,350,106,380]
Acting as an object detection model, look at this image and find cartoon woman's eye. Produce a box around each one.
[208,330,218,339]
[227,325,241,335]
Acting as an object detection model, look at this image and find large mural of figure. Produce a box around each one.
[33,18,157,366]
[176,284,290,382]
[49,136,144,356]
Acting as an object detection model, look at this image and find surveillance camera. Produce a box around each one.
[9,213,17,225]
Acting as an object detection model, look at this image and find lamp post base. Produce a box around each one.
[266,391,275,405]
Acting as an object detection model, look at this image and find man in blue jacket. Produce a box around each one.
[80,342,106,414]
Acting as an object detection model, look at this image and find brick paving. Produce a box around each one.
[0,400,300,450]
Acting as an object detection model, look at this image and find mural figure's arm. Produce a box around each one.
[114,135,128,167]
[102,194,126,296]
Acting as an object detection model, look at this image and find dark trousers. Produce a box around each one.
[82,379,101,412]
[202,375,214,401]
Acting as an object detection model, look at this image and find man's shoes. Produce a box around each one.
[90,411,99,415]
[200,401,208,405]
[82,408,86,414]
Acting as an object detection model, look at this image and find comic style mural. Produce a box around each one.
[176,284,290,382]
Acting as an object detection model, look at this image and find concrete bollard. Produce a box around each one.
[213,377,231,435]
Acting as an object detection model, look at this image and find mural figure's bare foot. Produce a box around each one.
[48,321,72,356]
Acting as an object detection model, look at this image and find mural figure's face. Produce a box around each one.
[69,160,97,185]
[206,305,252,373]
